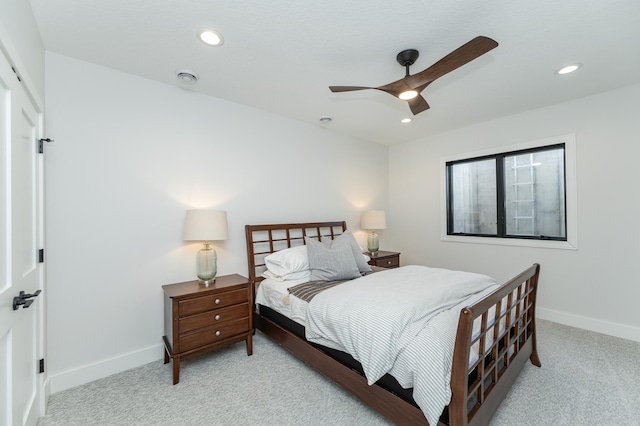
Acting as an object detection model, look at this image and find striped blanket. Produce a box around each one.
[304,265,498,426]
[287,266,384,303]
[287,279,348,303]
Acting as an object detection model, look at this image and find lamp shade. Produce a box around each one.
[183,210,228,241]
[361,210,386,230]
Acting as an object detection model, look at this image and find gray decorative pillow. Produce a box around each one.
[306,235,362,281]
[340,230,372,273]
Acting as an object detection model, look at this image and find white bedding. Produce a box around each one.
[256,266,499,426]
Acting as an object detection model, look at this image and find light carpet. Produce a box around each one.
[37,320,640,425]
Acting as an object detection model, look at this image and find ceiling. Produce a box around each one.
[29,0,640,146]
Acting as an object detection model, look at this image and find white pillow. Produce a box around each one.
[263,245,309,279]
[262,269,311,282]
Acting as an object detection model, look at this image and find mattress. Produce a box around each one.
[255,276,309,326]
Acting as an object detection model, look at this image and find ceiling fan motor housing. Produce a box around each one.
[396,49,419,67]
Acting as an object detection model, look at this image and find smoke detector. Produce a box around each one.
[176,69,199,84]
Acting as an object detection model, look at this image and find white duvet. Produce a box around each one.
[304,265,498,426]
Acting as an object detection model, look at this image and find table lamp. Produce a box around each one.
[361,210,386,254]
[183,210,228,285]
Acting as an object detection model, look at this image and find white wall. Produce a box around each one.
[388,83,640,342]
[44,52,388,392]
[0,0,45,101]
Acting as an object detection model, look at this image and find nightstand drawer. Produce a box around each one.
[371,257,399,268]
[180,303,249,334]
[365,251,401,269]
[179,317,250,352]
[179,288,248,317]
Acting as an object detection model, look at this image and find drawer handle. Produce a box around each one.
[214,298,221,305]
[387,260,392,265]
[215,330,221,336]
[215,314,221,321]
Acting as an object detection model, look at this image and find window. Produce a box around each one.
[446,144,567,241]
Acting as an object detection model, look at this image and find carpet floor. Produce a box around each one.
[37,319,640,425]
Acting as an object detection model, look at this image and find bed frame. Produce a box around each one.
[245,221,541,426]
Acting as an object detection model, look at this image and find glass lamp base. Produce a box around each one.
[367,231,379,253]
[196,243,217,285]
[198,277,216,286]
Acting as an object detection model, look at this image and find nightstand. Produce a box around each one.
[162,274,253,384]
[365,250,401,269]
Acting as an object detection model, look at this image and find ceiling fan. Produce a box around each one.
[329,36,498,115]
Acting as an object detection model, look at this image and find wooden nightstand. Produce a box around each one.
[162,274,253,384]
[365,250,401,269]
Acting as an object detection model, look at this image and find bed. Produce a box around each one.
[245,221,541,426]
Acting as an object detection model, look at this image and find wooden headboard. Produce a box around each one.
[245,221,347,287]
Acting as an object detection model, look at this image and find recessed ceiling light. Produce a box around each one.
[401,118,412,124]
[175,69,199,84]
[556,63,582,75]
[319,116,333,123]
[199,30,224,46]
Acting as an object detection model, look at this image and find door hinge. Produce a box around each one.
[11,66,22,82]
[39,359,45,374]
[38,138,54,154]
[38,249,44,263]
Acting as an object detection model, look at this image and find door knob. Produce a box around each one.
[13,290,41,311]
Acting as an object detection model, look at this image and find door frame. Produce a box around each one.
[0,22,47,424]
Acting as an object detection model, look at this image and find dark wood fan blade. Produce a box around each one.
[408,95,430,115]
[329,86,376,92]
[376,79,414,98]
[407,36,498,88]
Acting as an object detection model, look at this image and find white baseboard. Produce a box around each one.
[537,307,640,342]
[42,376,51,415]
[48,343,164,394]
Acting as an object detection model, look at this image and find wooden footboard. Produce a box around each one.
[449,263,541,426]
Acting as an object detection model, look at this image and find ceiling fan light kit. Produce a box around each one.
[398,90,418,100]
[329,36,498,115]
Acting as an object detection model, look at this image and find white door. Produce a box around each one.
[0,46,44,426]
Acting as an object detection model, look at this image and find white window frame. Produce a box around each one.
[440,134,578,250]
